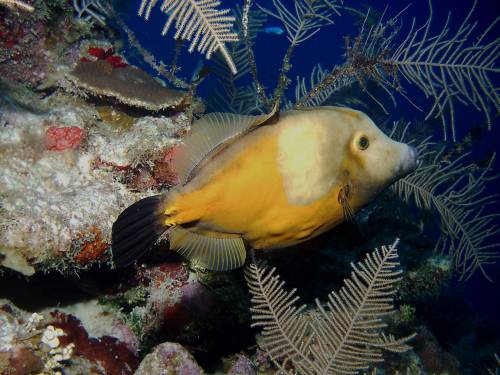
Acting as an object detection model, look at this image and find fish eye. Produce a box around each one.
[358,135,369,150]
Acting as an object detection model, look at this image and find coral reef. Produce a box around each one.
[226,354,257,375]
[0,95,188,274]
[0,0,93,88]
[117,262,199,338]
[45,125,86,151]
[51,311,140,374]
[397,256,452,302]
[98,260,252,361]
[0,0,190,274]
[412,326,461,375]
[0,8,253,370]
[0,301,76,375]
[0,298,143,374]
[0,23,191,275]
[0,0,497,374]
[134,342,204,375]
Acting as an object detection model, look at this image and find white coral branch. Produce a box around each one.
[72,0,109,26]
[139,0,239,74]
[383,0,500,141]
[391,129,500,281]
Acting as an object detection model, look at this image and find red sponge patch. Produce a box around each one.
[46,126,85,151]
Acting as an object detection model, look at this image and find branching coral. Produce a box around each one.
[138,0,239,74]
[246,240,415,375]
[381,0,499,141]
[257,0,342,108]
[390,125,499,281]
[294,1,499,141]
[72,0,109,26]
[209,4,267,114]
[290,63,356,108]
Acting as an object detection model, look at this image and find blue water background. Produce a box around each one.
[117,0,499,321]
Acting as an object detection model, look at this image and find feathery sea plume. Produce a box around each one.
[257,0,342,108]
[209,4,268,114]
[390,123,499,281]
[138,0,239,74]
[246,240,415,374]
[72,0,109,26]
[381,0,499,141]
[294,0,499,141]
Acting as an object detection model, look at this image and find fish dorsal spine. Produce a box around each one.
[173,105,279,185]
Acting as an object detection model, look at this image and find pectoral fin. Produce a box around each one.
[169,226,246,271]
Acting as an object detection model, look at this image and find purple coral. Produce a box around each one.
[228,354,257,375]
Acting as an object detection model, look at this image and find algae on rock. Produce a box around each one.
[0,91,189,275]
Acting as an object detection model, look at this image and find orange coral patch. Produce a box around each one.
[74,227,110,265]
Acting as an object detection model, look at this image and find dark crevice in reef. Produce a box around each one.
[0,265,129,310]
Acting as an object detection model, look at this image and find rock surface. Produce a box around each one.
[134,342,204,375]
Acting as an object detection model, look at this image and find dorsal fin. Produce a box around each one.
[169,226,246,271]
[174,105,279,185]
[294,105,363,119]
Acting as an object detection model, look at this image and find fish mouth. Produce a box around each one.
[397,145,419,179]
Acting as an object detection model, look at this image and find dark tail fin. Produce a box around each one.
[112,195,165,267]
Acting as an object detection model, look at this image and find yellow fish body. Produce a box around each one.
[112,107,417,270]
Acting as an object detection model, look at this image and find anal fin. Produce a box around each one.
[169,226,246,271]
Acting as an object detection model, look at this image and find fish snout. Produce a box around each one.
[397,145,418,178]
